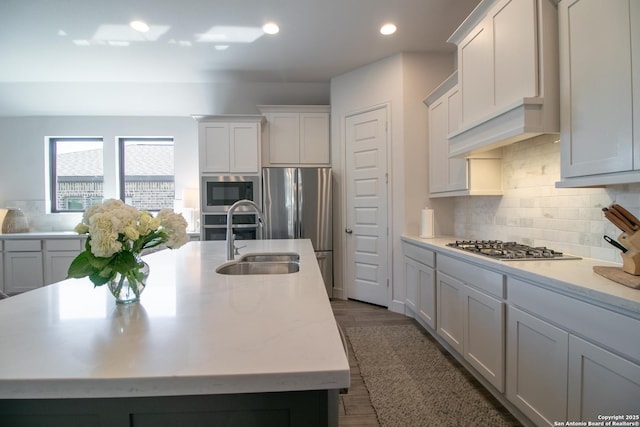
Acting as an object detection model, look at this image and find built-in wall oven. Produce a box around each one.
[200,175,260,241]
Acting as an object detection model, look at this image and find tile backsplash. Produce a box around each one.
[453,134,640,263]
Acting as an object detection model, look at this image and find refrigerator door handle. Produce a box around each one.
[296,168,303,238]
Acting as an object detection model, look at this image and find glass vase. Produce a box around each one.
[107,259,150,304]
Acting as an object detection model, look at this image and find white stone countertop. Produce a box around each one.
[0,239,349,399]
[402,234,640,316]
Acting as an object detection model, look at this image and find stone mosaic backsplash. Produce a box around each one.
[453,134,640,263]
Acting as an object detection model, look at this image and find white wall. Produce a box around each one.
[0,81,329,116]
[454,134,640,263]
[330,52,453,312]
[0,116,198,231]
[0,80,329,231]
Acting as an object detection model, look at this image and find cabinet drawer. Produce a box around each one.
[508,276,640,363]
[402,242,435,267]
[438,254,504,298]
[4,239,42,252]
[45,239,83,252]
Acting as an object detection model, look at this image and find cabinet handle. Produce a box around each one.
[345,228,353,234]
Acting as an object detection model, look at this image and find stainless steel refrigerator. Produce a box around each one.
[262,167,333,297]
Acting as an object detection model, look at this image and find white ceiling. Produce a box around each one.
[0,0,481,84]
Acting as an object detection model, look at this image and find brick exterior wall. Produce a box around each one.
[57,179,174,211]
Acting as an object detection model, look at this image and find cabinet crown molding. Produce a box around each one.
[257,105,330,114]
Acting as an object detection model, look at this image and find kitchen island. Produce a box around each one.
[0,239,349,427]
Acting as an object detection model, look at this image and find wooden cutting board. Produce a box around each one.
[593,266,640,289]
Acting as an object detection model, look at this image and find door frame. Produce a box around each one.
[340,102,393,306]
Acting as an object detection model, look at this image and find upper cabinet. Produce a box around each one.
[196,115,264,174]
[258,105,330,166]
[425,72,503,197]
[447,0,560,157]
[557,0,640,187]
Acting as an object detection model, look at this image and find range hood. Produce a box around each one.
[448,96,559,158]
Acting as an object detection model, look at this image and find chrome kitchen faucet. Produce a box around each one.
[226,199,265,260]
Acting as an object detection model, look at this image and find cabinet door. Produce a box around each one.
[404,257,419,315]
[459,15,494,125]
[417,263,436,330]
[507,306,568,426]
[268,113,300,164]
[568,335,640,420]
[300,113,330,164]
[560,0,633,177]
[229,122,259,173]
[436,271,464,353]
[4,252,44,294]
[464,285,505,392]
[429,87,466,194]
[492,0,538,107]
[44,251,79,285]
[200,123,230,173]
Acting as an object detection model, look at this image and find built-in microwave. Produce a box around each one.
[200,175,260,213]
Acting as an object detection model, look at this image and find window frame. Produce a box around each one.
[117,137,175,212]
[49,137,104,214]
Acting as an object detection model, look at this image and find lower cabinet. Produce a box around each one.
[3,237,85,295]
[508,276,640,426]
[44,239,84,285]
[3,239,44,294]
[568,335,640,421]
[402,242,436,329]
[506,306,569,426]
[437,255,505,392]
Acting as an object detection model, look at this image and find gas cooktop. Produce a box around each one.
[447,240,582,261]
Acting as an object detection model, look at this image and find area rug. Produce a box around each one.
[346,324,521,427]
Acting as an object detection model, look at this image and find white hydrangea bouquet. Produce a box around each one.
[67,199,189,302]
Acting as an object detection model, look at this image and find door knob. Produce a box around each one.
[345,228,353,234]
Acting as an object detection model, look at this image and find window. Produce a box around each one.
[118,138,175,211]
[49,138,104,213]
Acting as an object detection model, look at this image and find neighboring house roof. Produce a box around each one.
[58,145,174,176]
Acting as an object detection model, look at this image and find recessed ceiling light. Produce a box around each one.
[130,20,150,33]
[380,23,397,35]
[262,22,280,35]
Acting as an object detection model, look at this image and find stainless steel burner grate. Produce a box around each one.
[447,240,581,261]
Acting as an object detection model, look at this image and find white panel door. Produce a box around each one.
[345,106,389,307]
[436,271,464,354]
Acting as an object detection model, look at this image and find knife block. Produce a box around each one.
[619,231,640,275]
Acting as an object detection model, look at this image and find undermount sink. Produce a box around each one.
[216,260,300,275]
[238,252,300,263]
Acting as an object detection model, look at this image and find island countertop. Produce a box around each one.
[0,239,350,399]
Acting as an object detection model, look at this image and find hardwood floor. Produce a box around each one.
[331,299,520,427]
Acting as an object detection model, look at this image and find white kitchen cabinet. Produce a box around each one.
[258,105,330,166]
[508,275,640,425]
[507,305,569,426]
[4,239,44,294]
[425,73,503,197]
[402,241,436,329]
[197,116,264,174]
[436,270,465,354]
[446,0,559,157]
[557,0,640,186]
[437,254,505,391]
[568,335,640,421]
[44,238,84,285]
